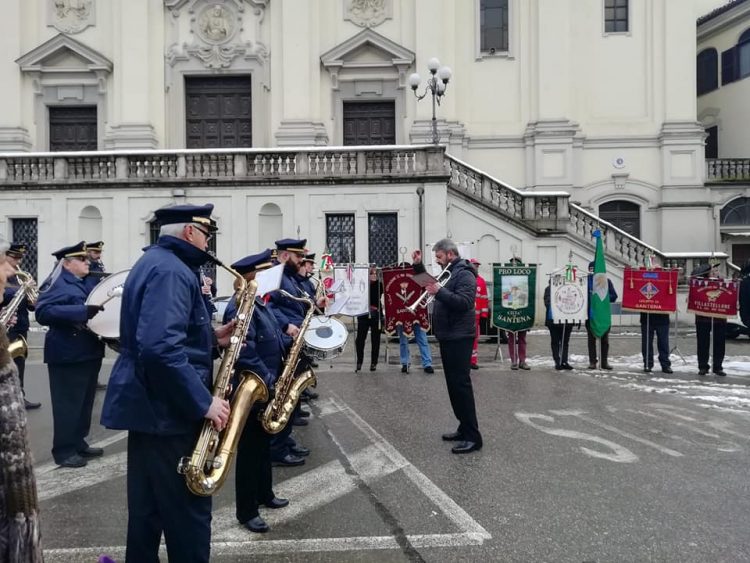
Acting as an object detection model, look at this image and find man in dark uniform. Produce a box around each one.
[693,262,727,376]
[35,242,105,467]
[225,250,291,533]
[100,204,234,563]
[640,311,672,374]
[413,239,482,454]
[84,240,107,291]
[740,260,750,331]
[1,243,41,409]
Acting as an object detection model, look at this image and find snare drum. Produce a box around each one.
[86,269,129,353]
[303,316,348,361]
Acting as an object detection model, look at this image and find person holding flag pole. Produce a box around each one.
[586,230,618,370]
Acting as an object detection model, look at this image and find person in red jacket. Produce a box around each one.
[469,258,488,370]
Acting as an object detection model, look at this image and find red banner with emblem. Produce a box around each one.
[621,267,679,313]
[687,277,738,319]
[382,266,430,335]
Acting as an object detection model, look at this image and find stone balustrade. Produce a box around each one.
[706,158,750,182]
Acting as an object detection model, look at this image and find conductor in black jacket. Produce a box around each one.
[413,239,482,454]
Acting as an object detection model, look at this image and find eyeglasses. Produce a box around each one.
[193,225,212,241]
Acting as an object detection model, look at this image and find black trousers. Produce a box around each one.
[585,320,610,365]
[235,413,273,523]
[696,320,726,371]
[126,431,211,563]
[641,323,671,369]
[270,418,295,461]
[48,359,101,463]
[355,313,381,367]
[439,338,481,444]
[547,323,573,367]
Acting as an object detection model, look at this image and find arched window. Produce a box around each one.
[739,28,750,78]
[259,203,282,249]
[599,200,640,238]
[697,48,718,95]
[79,205,102,243]
[721,198,750,225]
[722,28,750,84]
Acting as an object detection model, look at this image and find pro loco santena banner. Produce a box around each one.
[491,262,536,333]
[621,267,679,313]
[382,266,429,335]
[687,276,738,319]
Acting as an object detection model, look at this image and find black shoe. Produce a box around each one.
[310,361,319,368]
[601,364,613,370]
[699,369,708,376]
[290,445,310,457]
[24,399,41,410]
[58,454,87,468]
[298,409,311,418]
[79,446,104,458]
[292,417,308,427]
[441,431,463,441]
[714,370,727,377]
[470,364,479,370]
[560,363,573,370]
[355,364,362,373]
[401,365,409,374]
[555,364,563,370]
[263,497,289,509]
[272,454,305,467]
[588,363,597,369]
[300,394,311,402]
[424,366,434,374]
[661,367,673,374]
[304,389,319,400]
[451,441,482,454]
[243,516,269,533]
[370,364,377,371]
[96,382,107,391]
[643,368,652,373]
[519,362,530,371]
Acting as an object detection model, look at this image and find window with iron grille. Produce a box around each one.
[326,214,355,263]
[480,0,509,53]
[604,0,628,33]
[149,218,218,291]
[11,218,38,282]
[368,213,398,267]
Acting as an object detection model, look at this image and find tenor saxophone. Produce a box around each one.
[178,259,269,496]
[1,269,36,359]
[261,290,317,434]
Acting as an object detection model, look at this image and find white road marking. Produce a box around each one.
[549,408,683,458]
[515,412,639,463]
[38,452,127,501]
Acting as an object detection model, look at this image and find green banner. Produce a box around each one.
[491,263,537,332]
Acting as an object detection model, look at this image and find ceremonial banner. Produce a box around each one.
[549,268,588,324]
[589,230,611,338]
[621,267,678,313]
[491,262,536,332]
[330,264,369,317]
[687,277,738,319]
[382,266,429,335]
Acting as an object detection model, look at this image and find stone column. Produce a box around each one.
[0,0,31,151]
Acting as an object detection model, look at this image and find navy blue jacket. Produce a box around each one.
[100,236,214,435]
[299,275,315,299]
[84,260,107,292]
[35,268,104,364]
[2,274,33,338]
[268,264,309,331]
[414,258,477,340]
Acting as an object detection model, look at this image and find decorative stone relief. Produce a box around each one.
[48,0,95,34]
[344,0,391,28]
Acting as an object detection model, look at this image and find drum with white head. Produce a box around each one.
[303,315,348,361]
[86,269,129,352]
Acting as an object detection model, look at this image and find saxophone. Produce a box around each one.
[178,259,269,496]
[1,269,37,359]
[261,290,317,434]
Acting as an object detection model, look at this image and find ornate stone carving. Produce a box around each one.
[344,0,391,28]
[196,3,237,44]
[48,0,95,34]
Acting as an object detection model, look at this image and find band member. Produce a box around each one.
[2,242,41,408]
[413,240,482,454]
[396,261,434,374]
[693,263,727,376]
[355,265,383,372]
[0,234,42,561]
[586,261,617,370]
[35,242,105,468]
[544,284,574,370]
[299,252,317,297]
[469,258,488,370]
[100,204,234,563]
[640,312,672,374]
[84,240,107,291]
[226,250,290,534]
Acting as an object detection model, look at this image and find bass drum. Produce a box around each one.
[303,316,348,361]
[86,269,130,353]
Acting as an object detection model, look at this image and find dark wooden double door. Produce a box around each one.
[343,101,395,145]
[49,106,97,151]
[186,76,252,148]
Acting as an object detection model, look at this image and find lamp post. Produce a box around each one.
[409,57,452,145]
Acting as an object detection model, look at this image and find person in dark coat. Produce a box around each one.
[225,250,291,534]
[543,284,573,370]
[355,265,383,372]
[35,241,105,469]
[413,239,482,454]
[693,263,727,376]
[100,204,235,563]
[585,261,618,370]
[640,312,672,374]
[739,260,750,330]
[84,240,107,292]
[1,242,41,409]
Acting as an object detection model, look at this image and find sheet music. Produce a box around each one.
[256,264,283,297]
[325,294,350,316]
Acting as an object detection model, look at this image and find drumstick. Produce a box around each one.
[97,286,124,307]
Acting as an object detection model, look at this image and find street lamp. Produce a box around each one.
[409,57,452,145]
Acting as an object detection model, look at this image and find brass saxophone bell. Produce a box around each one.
[8,336,27,360]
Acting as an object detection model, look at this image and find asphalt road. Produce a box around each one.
[20,328,750,562]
